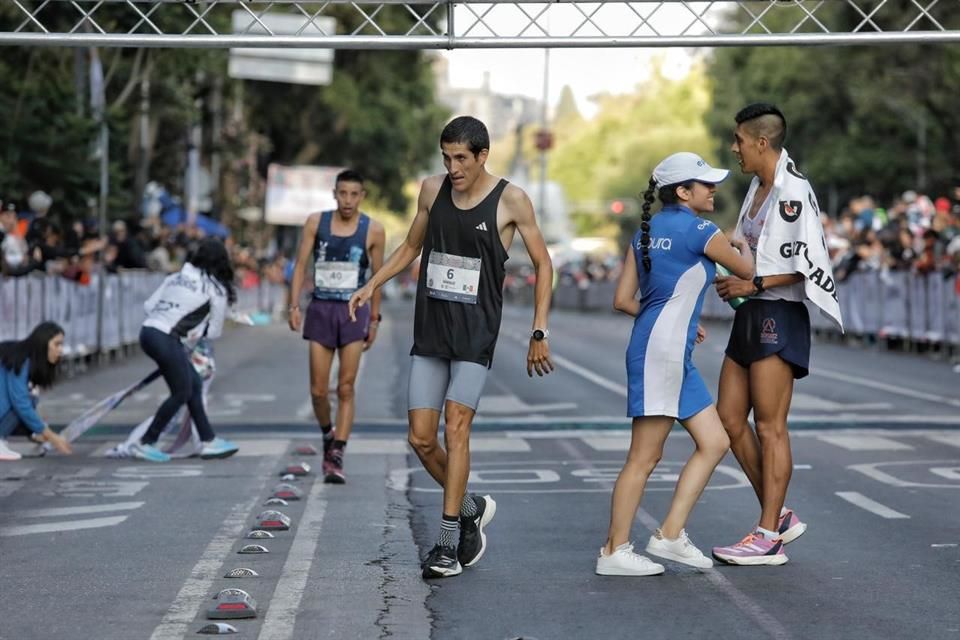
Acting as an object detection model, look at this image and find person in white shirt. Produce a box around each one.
[131,238,239,462]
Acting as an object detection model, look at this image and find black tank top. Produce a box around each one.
[411,176,510,367]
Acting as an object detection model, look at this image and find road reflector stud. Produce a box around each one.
[238,544,269,554]
[264,497,288,506]
[225,567,259,578]
[256,510,291,530]
[280,474,297,482]
[282,462,311,476]
[197,622,238,634]
[246,530,274,539]
[273,483,303,500]
[295,444,318,455]
[207,589,257,619]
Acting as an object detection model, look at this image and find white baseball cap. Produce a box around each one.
[653,152,729,188]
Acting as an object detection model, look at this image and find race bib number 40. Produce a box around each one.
[314,260,360,291]
[425,251,481,304]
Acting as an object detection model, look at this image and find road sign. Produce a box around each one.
[229,12,335,87]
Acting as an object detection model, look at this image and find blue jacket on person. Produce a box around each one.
[0,359,45,434]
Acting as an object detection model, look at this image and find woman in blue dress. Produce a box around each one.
[596,152,755,576]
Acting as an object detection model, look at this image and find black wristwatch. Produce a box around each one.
[531,328,549,341]
[752,276,765,295]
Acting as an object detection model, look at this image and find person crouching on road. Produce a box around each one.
[596,152,754,576]
[131,238,239,463]
[0,321,73,460]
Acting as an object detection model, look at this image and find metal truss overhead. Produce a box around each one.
[1,0,958,49]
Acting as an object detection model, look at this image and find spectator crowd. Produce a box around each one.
[0,190,289,292]
[824,187,960,283]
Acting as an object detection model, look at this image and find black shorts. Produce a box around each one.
[725,299,811,379]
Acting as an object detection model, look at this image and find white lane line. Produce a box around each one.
[817,435,913,451]
[835,492,910,519]
[502,329,628,397]
[257,480,328,640]
[927,433,960,448]
[14,501,144,518]
[149,457,275,640]
[0,515,129,537]
[554,439,790,640]
[813,367,960,408]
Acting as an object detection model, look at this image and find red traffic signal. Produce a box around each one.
[610,200,625,215]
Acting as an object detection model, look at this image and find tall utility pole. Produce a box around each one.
[134,71,151,212]
[186,71,205,226]
[538,48,550,221]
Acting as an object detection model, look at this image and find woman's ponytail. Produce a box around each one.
[639,176,657,272]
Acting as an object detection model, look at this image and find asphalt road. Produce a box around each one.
[1,300,958,640]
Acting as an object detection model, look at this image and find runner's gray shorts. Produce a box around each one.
[407,356,488,412]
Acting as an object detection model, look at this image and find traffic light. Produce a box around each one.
[610,200,625,215]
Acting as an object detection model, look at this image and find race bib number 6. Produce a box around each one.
[314,260,360,291]
[425,251,481,304]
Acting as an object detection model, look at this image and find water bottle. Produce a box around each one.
[715,264,748,309]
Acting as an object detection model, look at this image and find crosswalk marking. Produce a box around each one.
[816,435,914,451]
[344,437,532,454]
[234,439,290,457]
[14,502,144,518]
[580,436,631,451]
[0,515,130,537]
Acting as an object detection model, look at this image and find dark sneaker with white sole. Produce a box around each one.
[421,544,462,579]
[458,494,497,567]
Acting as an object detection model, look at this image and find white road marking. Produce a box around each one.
[835,491,910,519]
[931,544,958,548]
[233,439,290,457]
[0,466,34,498]
[14,501,144,518]
[927,433,960,448]
[813,367,960,408]
[581,436,631,451]
[257,480,328,640]
[149,458,275,640]
[479,394,578,414]
[817,435,913,451]
[849,459,960,488]
[0,515,129,537]
[339,437,531,454]
[790,392,891,412]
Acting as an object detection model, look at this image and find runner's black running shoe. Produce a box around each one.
[421,544,462,579]
[458,494,497,567]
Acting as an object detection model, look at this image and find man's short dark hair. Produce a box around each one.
[735,103,787,150]
[440,116,490,157]
[335,169,364,188]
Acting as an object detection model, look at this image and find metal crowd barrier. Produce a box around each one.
[551,271,960,348]
[1,272,288,360]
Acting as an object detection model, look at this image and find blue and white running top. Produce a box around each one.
[626,204,722,420]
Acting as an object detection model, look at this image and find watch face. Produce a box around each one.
[532,329,545,341]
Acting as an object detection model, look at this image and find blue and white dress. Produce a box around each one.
[626,204,722,420]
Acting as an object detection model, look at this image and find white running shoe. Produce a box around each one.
[645,528,713,569]
[596,542,665,576]
[0,439,23,461]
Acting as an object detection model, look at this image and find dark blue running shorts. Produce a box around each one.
[725,299,811,379]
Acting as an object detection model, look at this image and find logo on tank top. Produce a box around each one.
[760,318,779,344]
[475,222,488,231]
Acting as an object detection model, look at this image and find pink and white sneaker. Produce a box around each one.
[778,508,807,544]
[712,531,788,566]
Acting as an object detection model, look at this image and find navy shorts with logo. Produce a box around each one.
[725,299,811,379]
